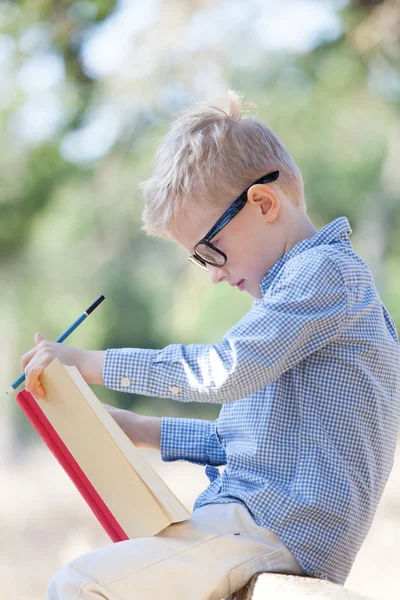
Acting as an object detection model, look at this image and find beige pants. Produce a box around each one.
[47,502,304,600]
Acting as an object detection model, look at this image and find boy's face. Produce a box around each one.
[168,182,289,300]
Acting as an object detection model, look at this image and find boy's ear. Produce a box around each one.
[247,184,280,224]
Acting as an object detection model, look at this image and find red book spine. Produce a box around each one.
[16,389,129,543]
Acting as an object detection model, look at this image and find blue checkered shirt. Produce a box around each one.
[103,217,400,584]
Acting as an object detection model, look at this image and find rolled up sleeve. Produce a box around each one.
[160,417,227,466]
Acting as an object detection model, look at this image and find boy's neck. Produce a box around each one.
[282,208,317,256]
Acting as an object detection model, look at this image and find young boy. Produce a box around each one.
[22,90,400,600]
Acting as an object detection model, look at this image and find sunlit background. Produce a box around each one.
[1,0,399,598]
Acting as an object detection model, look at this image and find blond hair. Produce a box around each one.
[139,90,305,240]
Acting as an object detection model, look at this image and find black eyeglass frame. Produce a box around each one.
[188,170,280,270]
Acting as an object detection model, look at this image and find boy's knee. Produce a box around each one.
[46,563,96,600]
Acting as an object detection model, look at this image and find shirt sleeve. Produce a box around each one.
[103,252,348,404]
[160,417,227,466]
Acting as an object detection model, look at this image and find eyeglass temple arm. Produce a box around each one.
[203,170,280,241]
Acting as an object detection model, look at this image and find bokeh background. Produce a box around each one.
[1,0,399,598]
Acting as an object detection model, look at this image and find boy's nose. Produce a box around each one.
[208,264,228,284]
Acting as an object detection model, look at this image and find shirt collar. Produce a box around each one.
[259,216,352,297]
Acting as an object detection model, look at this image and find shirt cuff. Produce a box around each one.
[160,417,227,466]
[103,347,157,395]
[102,347,190,400]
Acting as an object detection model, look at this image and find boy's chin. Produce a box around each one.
[247,284,262,300]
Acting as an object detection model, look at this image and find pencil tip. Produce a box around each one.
[6,386,14,395]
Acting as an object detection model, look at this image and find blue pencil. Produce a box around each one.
[6,294,105,395]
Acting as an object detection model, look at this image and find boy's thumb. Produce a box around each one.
[34,332,44,345]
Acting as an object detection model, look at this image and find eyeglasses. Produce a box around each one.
[188,170,280,271]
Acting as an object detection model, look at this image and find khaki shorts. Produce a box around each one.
[47,502,304,600]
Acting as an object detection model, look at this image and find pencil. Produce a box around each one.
[6,294,105,395]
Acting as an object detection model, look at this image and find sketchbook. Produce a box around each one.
[15,358,191,542]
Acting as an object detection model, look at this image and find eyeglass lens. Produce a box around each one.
[194,242,225,266]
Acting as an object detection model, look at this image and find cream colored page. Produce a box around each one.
[37,360,175,538]
[64,363,190,522]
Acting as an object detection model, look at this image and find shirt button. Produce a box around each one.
[170,386,181,396]
[120,376,131,387]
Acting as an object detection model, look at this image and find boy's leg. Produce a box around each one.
[47,502,303,600]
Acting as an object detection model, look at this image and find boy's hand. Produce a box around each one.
[103,404,161,450]
[103,404,140,441]
[21,332,86,400]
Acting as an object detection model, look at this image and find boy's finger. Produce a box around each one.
[34,332,45,345]
[21,346,38,371]
[27,386,39,400]
[25,384,45,400]
[21,335,47,371]
[25,364,44,395]
[33,386,45,399]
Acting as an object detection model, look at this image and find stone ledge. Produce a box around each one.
[225,573,375,600]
